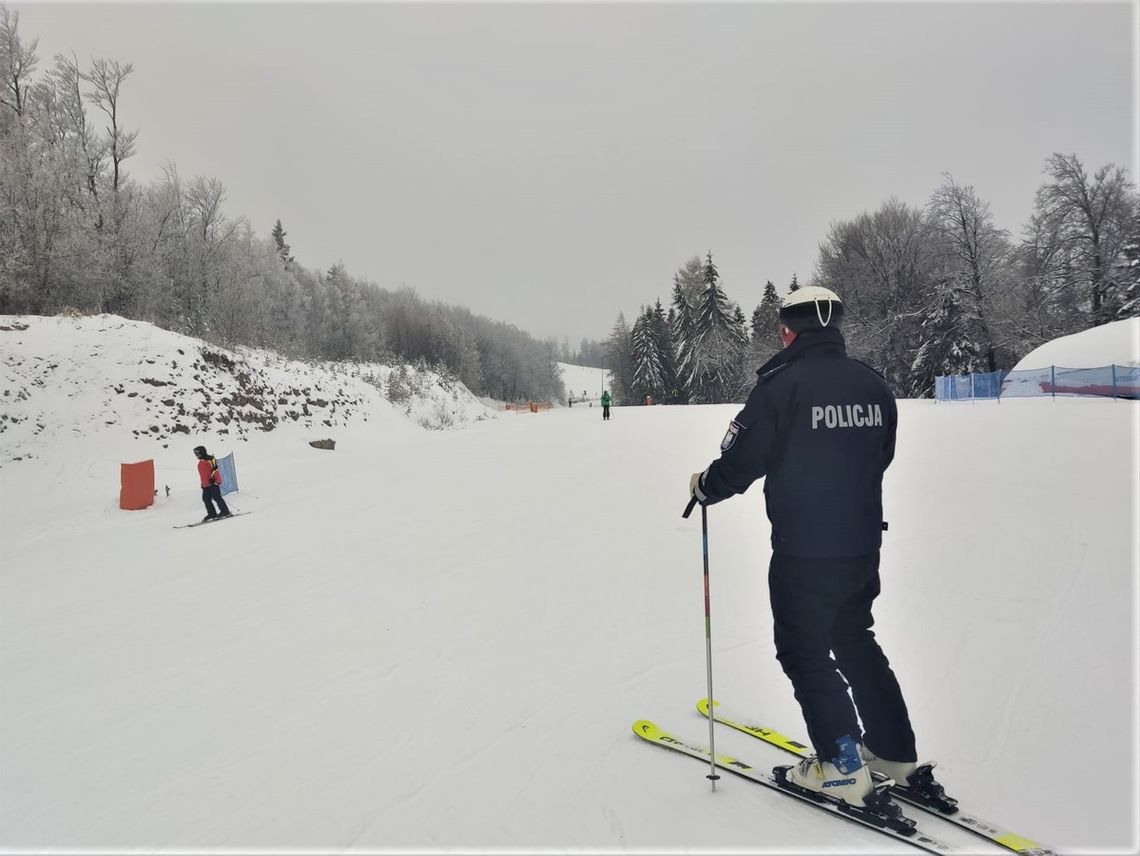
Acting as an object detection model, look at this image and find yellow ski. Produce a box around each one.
[632,719,959,854]
[696,699,1055,856]
[697,698,811,756]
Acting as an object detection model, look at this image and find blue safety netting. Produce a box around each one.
[934,371,1006,400]
[935,365,1140,401]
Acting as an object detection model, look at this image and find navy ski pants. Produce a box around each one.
[201,484,230,518]
[768,551,917,764]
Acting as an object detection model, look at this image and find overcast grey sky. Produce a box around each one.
[12,1,1137,344]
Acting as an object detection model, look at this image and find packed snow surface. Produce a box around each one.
[1,315,1136,853]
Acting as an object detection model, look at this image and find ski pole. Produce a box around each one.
[683,496,720,790]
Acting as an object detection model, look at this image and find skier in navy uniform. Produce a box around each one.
[687,286,918,808]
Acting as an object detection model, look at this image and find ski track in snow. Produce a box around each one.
[990,529,1089,756]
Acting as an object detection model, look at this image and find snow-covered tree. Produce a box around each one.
[670,275,697,402]
[271,219,294,267]
[0,6,38,118]
[0,3,566,404]
[1109,195,1139,320]
[731,303,748,339]
[926,173,1012,373]
[1029,153,1136,327]
[649,298,677,403]
[674,254,704,303]
[747,280,781,369]
[689,251,748,403]
[815,198,938,395]
[631,307,665,403]
[605,312,635,405]
[909,283,991,397]
[752,281,779,343]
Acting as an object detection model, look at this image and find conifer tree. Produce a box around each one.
[605,312,635,404]
[750,304,765,340]
[747,280,782,368]
[670,275,697,402]
[689,251,747,402]
[270,219,294,267]
[732,304,748,342]
[651,298,678,403]
[909,284,990,396]
[632,307,666,403]
[752,281,780,341]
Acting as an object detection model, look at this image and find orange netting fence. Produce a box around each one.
[504,401,553,413]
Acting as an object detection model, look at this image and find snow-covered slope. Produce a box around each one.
[0,314,497,467]
[0,326,1136,853]
[1012,316,1140,370]
[557,360,610,404]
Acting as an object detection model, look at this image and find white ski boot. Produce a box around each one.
[776,736,916,834]
[864,747,959,814]
[785,735,874,807]
[863,745,918,784]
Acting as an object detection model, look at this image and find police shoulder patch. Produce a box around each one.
[721,420,744,451]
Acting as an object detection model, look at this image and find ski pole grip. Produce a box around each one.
[682,496,698,519]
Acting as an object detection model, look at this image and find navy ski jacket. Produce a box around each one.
[699,326,897,558]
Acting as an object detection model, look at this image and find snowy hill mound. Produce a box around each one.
[1012,316,1140,370]
[0,314,496,465]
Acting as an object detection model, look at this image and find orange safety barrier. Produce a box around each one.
[120,459,155,510]
[506,401,554,413]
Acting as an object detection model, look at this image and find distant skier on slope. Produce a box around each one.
[601,390,612,420]
[194,445,231,523]
[686,286,921,808]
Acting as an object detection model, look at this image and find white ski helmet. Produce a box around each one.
[779,286,844,333]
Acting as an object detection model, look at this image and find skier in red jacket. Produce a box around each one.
[194,445,231,522]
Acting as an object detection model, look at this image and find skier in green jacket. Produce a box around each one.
[600,390,612,421]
